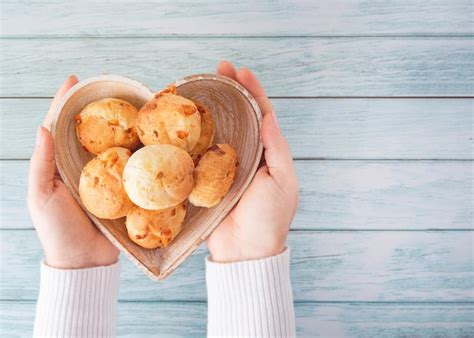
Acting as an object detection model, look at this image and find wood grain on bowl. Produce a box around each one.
[51,74,263,280]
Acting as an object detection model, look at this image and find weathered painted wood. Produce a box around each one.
[1,1,472,37]
[1,98,472,160]
[0,2,471,335]
[1,38,473,97]
[295,303,474,337]
[2,160,471,230]
[295,161,473,230]
[1,301,473,338]
[1,230,472,302]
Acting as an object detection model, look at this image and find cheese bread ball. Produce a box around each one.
[75,98,140,155]
[123,144,194,210]
[79,147,133,219]
[126,203,186,249]
[136,93,201,152]
[189,102,216,164]
[188,144,238,208]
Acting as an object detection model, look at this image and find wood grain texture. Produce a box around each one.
[0,1,473,335]
[1,301,473,338]
[295,161,473,231]
[1,98,473,160]
[1,1,472,36]
[1,230,472,302]
[2,160,471,230]
[1,38,473,97]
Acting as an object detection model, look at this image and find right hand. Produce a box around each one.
[207,61,299,263]
[27,75,119,269]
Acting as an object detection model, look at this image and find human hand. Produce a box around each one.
[27,75,119,269]
[207,61,299,263]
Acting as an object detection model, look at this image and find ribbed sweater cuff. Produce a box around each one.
[206,248,296,337]
[33,260,120,338]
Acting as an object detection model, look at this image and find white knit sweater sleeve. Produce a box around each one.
[33,250,295,337]
[206,248,296,337]
[33,260,120,338]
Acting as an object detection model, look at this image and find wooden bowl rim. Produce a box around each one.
[50,73,264,281]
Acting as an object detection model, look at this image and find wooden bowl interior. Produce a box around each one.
[53,75,262,280]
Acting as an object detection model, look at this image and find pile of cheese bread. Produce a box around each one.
[75,87,238,249]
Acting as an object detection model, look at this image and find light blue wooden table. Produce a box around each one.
[0,1,473,337]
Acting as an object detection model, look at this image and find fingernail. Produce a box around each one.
[36,126,43,146]
[68,74,78,84]
[270,110,280,132]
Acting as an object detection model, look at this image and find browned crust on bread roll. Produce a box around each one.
[189,101,216,165]
[188,144,238,208]
[126,202,186,249]
[79,147,133,219]
[155,85,177,97]
[136,93,201,151]
[75,98,140,155]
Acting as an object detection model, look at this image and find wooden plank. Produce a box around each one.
[2,160,471,230]
[295,161,473,230]
[1,1,472,37]
[295,303,474,337]
[1,301,473,338]
[1,98,472,160]
[0,301,206,338]
[1,38,473,97]
[1,230,472,302]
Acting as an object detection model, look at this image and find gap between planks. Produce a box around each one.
[2,299,473,305]
[1,34,473,39]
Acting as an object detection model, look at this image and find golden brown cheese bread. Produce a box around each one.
[156,85,177,96]
[126,203,186,249]
[75,98,141,155]
[79,147,133,219]
[136,93,201,152]
[189,102,216,164]
[188,144,238,208]
[123,144,194,210]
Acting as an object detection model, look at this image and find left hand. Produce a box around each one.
[27,75,119,269]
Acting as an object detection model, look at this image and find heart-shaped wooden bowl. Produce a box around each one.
[52,74,263,280]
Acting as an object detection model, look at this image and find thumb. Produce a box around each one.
[261,110,296,186]
[28,126,57,205]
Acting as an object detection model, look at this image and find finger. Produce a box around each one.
[261,109,296,184]
[44,75,79,130]
[236,67,273,117]
[28,127,57,203]
[233,67,294,184]
[216,60,237,80]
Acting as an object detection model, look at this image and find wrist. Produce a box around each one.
[209,243,286,263]
[44,255,118,269]
[44,245,119,269]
